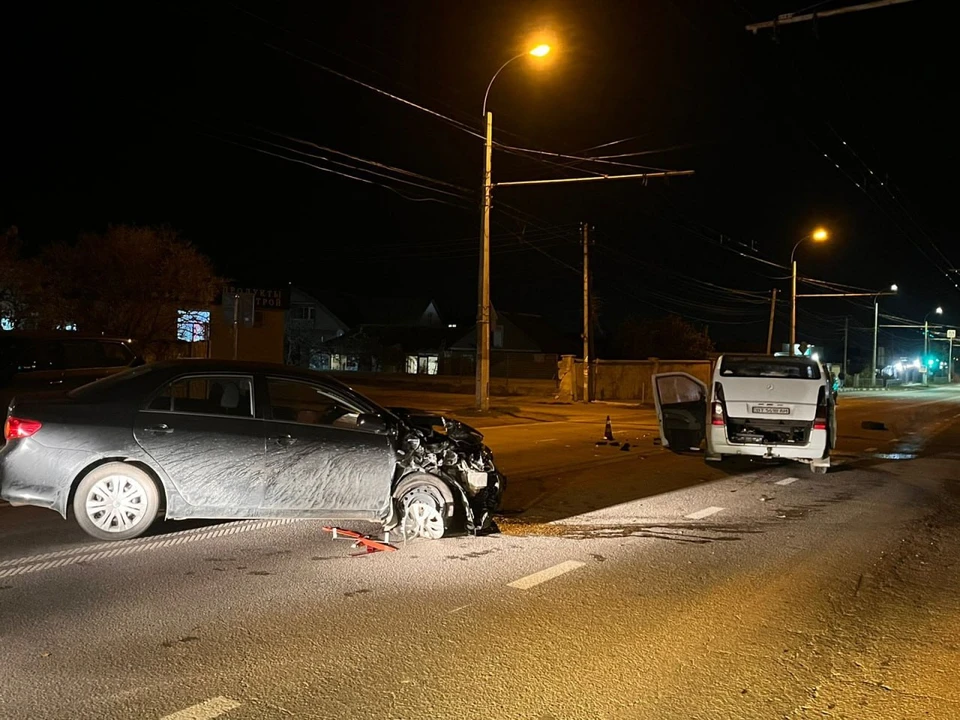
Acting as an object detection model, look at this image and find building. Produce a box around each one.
[286,288,445,371]
[180,285,290,364]
[447,309,577,379]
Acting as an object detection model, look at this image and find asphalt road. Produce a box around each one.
[3,387,960,719]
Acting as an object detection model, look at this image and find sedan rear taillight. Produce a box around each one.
[3,416,43,441]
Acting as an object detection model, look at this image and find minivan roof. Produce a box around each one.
[719,353,818,364]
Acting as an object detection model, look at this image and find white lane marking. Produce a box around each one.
[535,438,558,443]
[685,506,724,520]
[508,560,585,590]
[775,477,799,486]
[864,447,878,452]
[161,697,242,720]
[0,519,299,577]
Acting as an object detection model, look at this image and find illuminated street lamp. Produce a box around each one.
[790,227,829,353]
[476,43,552,411]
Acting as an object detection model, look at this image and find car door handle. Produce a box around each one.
[270,434,296,447]
[144,424,174,434]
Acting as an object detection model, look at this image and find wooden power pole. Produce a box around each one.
[843,316,849,377]
[766,288,778,354]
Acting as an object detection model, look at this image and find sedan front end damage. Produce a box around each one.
[385,410,506,537]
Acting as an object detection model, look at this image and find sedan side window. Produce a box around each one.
[266,378,360,428]
[148,376,254,418]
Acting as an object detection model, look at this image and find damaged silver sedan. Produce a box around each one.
[0,359,505,541]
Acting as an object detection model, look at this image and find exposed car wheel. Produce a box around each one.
[397,482,448,540]
[73,463,161,541]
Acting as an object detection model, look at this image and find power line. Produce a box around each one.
[202,125,473,201]
[199,132,473,209]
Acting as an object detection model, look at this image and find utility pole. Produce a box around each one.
[765,288,778,354]
[582,223,591,402]
[232,293,240,360]
[872,300,880,385]
[476,111,493,411]
[949,334,955,384]
[843,316,849,378]
[790,260,797,354]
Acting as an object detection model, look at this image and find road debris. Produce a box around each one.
[323,526,397,555]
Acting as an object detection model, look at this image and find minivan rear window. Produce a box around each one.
[720,358,821,380]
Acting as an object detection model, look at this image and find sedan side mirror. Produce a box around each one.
[357,413,388,433]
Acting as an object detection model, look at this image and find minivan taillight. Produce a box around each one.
[712,402,725,426]
[712,383,726,426]
[813,388,828,431]
[3,416,43,441]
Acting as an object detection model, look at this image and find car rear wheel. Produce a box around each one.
[73,463,161,541]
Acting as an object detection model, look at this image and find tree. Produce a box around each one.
[0,226,35,329]
[613,314,715,360]
[37,225,221,356]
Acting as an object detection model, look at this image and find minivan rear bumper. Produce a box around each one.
[708,424,828,460]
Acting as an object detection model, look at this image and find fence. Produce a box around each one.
[558,356,714,403]
[439,350,558,380]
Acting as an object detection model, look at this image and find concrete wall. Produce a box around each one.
[559,356,714,403]
[326,371,558,397]
[318,356,713,403]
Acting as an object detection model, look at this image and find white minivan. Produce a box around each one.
[653,355,837,473]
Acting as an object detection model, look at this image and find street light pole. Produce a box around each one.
[872,284,898,385]
[789,228,828,355]
[476,45,550,412]
[922,306,943,386]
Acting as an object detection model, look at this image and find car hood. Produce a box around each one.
[387,408,486,445]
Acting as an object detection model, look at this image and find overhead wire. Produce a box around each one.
[199,132,474,210]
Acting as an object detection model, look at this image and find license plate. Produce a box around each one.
[752,406,790,415]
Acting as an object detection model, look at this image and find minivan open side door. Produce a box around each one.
[653,372,709,452]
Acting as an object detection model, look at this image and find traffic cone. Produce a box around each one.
[604,416,615,442]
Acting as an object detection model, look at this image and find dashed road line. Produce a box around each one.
[685,506,724,520]
[160,696,242,720]
[508,560,585,590]
[0,519,299,578]
[775,477,799,486]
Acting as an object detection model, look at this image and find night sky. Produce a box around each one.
[3,0,956,362]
